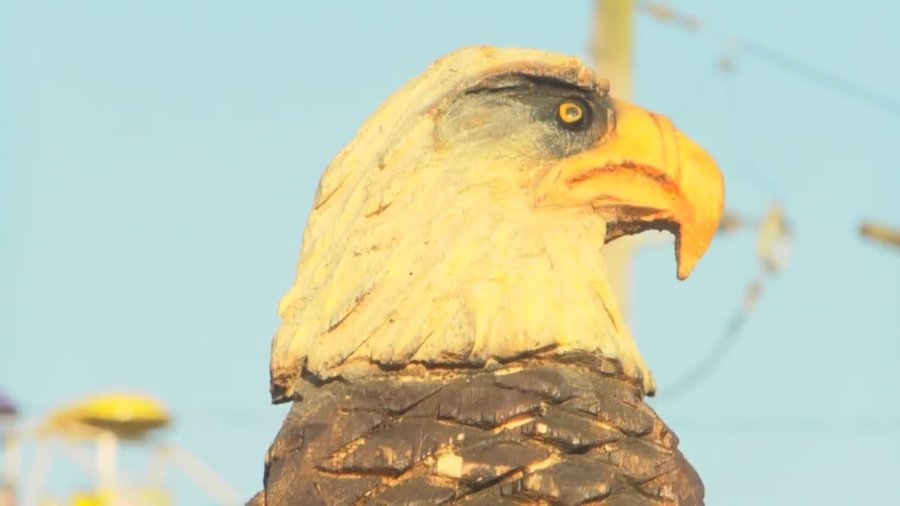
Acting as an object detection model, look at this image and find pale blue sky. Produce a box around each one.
[1,0,898,504]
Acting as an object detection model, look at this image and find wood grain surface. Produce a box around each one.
[250,356,703,506]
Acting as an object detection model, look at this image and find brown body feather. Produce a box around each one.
[251,356,703,506]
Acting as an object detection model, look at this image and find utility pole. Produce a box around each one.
[592,0,647,323]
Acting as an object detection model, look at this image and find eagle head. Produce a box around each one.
[270,46,725,402]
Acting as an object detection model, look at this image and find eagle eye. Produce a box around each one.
[554,98,591,131]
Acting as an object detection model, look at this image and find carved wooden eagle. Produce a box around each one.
[249,46,725,506]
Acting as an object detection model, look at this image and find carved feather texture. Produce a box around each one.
[257,362,703,506]
[270,46,655,398]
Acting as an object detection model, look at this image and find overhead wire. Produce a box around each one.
[669,416,900,434]
[637,1,900,120]
[637,2,804,401]
[664,64,719,121]
[3,403,900,433]
[719,59,784,200]
[661,51,803,400]
[658,276,761,400]
[656,67,777,400]
[739,39,900,118]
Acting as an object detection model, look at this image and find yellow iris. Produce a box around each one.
[557,101,584,124]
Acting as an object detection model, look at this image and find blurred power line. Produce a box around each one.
[638,1,900,118]
[740,40,900,118]
[659,204,793,400]
[635,2,802,399]
[6,402,900,433]
[670,416,900,433]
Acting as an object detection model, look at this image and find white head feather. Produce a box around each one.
[270,46,655,400]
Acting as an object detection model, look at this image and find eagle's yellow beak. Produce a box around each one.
[535,99,725,280]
